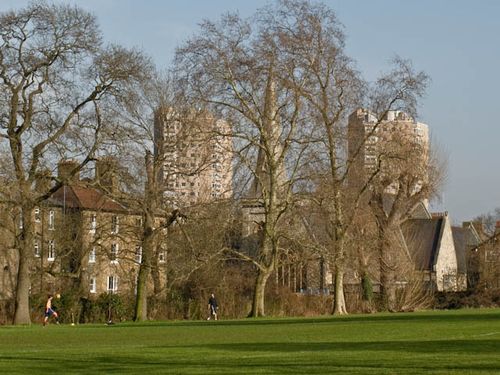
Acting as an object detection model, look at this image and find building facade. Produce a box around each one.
[0,160,167,304]
[347,108,429,190]
[154,107,233,206]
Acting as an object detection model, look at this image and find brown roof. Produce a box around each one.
[48,185,126,212]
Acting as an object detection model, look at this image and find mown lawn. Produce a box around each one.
[1,309,499,374]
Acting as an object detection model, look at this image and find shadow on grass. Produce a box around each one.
[197,339,500,354]
[103,309,500,329]
[3,339,500,374]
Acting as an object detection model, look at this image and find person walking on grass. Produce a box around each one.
[207,293,218,321]
[43,294,60,326]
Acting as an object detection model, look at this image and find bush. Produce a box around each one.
[434,289,500,309]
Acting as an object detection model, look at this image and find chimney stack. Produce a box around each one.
[95,157,119,194]
[35,168,53,192]
[495,221,500,235]
[58,160,80,183]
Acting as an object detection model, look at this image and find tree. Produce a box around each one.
[473,208,500,236]
[107,69,232,320]
[0,2,150,324]
[368,117,445,310]
[175,2,313,317]
[174,0,432,316]
[266,1,429,314]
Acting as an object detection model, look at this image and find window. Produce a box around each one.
[110,243,118,263]
[111,216,119,234]
[90,277,96,294]
[486,250,497,263]
[158,251,166,263]
[135,245,142,264]
[48,240,55,261]
[48,210,55,230]
[34,241,40,257]
[90,214,97,233]
[34,208,41,223]
[89,247,96,263]
[135,217,142,227]
[107,275,118,293]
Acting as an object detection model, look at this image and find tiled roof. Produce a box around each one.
[402,217,443,271]
[451,227,467,274]
[48,185,126,212]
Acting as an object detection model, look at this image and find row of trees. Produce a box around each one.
[0,0,443,325]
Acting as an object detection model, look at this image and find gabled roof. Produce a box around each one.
[452,224,481,274]
[47,185,127,212]
[402,217,444,271]
[451,227,467,274]
[409,201,432,219]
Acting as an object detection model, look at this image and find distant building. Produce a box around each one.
[0,160,166,303]
[154,107,233,206]
[402,211,460,291]
[347,108,429,192]
[451,222,481,289]
[468,221,500,290]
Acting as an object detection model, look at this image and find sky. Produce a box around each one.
[1,0,499,223]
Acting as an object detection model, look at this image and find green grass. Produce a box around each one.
[1,309,499,374]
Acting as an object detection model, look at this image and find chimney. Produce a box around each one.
[95,157,119,194]
[58,160,80,183]
[35,168,53,193]
[495,221,500,235]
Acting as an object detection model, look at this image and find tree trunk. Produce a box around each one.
[250,268,271,317]
[134,151,156,322]
[134,254,150,321]
[13,208,34,325]
[379,229,396,311]
[13,246,31,325]
[332,264,347,315]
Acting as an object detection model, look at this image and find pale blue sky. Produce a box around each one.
[2,0,499,222]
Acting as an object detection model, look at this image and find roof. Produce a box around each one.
[451,227,467,274]
[452,223,483,274]
[402,217,444,271]
[47,185,127,212]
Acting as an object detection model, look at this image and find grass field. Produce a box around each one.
[1,309,499,374]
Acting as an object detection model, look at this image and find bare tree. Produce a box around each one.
[473,208,500,236]
[107,69,232,321]
[174,2,316,317]
[269,1,429,315]
[174,0,432,316]
[368,123,446,310]
[0,2,151,324]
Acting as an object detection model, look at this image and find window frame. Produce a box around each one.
[47,240,55,261]
[48,210,55,230]
[107,275,118,293]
